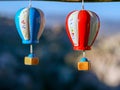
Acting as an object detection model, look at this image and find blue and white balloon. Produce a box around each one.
[15,7,45,44]
[15,7,45,65]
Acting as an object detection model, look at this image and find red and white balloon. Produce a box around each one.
[66,10,100,51]
[66,9,100,70]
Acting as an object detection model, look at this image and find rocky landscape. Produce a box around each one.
[0,16,120,90]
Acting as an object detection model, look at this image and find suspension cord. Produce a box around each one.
[82,0,84,9]
[29,0,32,8]
[83,50,86,57]
[30,44,33,54]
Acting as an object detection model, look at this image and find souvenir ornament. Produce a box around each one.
[15,0,45,65]
[66,0,100,70]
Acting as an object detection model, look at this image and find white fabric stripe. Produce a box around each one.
[88,11,99,46]
[19,8,30,40]
[67,11,79,46]
[37,9,45,40]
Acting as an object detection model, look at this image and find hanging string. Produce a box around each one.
[29,0,32,8]
[30,44,33,54]
[82,0,84,9]
[83,50,86,57]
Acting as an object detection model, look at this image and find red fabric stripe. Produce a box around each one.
[77,10,90,50]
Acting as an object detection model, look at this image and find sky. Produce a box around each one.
[0,1,120,20]
[0,1,120,35]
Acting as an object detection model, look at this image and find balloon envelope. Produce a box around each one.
[15,7,45,44]
[66,10,100,51]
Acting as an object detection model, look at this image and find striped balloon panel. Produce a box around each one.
[66,10,100,51]
[66,11,79,46]
[88,11,100,46]
[78,10,91,50]
[37,9,45,40]
[15,7,45,44]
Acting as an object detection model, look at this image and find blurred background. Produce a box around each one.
[0,1,120,90]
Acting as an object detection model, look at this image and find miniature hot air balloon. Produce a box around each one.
[15,6,45,65]
[66,9,100,70]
